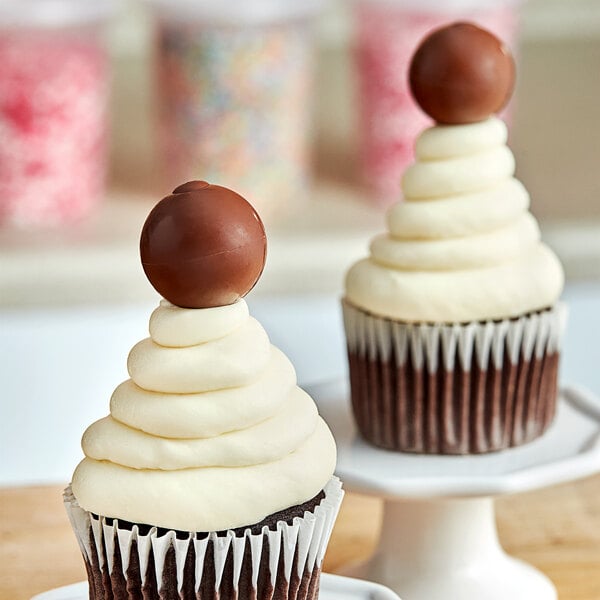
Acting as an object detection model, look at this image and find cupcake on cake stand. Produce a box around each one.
[312,380,600,600]
[314,22,600,600]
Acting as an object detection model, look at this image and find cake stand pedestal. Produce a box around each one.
[310,381,600,600]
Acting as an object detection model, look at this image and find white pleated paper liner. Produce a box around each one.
[343,301,568,371]
[64,477,343,599]
[342,300,568,454]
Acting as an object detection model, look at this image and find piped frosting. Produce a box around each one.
[345,118,564,323]
[72,299,337,532]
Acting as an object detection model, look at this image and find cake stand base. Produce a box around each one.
[342,497,556,600]
[309,382,600,600]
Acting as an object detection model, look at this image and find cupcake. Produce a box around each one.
[343,23,567,455]
[65,181,342,599]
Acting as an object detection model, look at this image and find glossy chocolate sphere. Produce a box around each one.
[409,22,515,124]
[140,182,267,308]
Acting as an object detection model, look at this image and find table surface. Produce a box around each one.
[1,479,599,600]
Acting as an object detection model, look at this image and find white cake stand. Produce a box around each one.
[310,381,600,600]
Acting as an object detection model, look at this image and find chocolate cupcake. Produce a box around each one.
[66,182,343,599]
[342,24,567,455]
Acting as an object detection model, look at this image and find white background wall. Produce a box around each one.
[2,283,599,487]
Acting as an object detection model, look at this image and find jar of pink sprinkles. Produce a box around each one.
[0,0,116,228]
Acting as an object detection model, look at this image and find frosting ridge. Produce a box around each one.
[345,117,564,322]
[110,347,296,439]
[73,420,336,532]
[72,299,337,531]
[127,317,270,393]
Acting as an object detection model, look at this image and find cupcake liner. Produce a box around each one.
[64,477,343,599]
[343,300,568,454]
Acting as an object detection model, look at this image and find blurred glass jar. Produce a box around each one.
[0,0,116,228]
[149,0,323,221]
[354,0,520,205]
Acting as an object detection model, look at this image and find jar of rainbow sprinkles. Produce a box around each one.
[0,0,115,228]
[149,0,323,221]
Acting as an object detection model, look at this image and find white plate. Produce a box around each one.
[31,573,400,600]
[309,381,600,498]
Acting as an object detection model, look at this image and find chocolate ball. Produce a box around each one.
[140,181,267,308]
[409,22,515,124]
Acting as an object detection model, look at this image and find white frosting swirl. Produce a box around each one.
[415,117,507,159]
[149,299,249,347]
[128,317,270,393]
[110,348,296,439]
[387,178,530,240]
[83,388,318,470]
[371,213,540,271]
[345,118,564,323]
[402,145,515,199]
[72,300,337,532]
